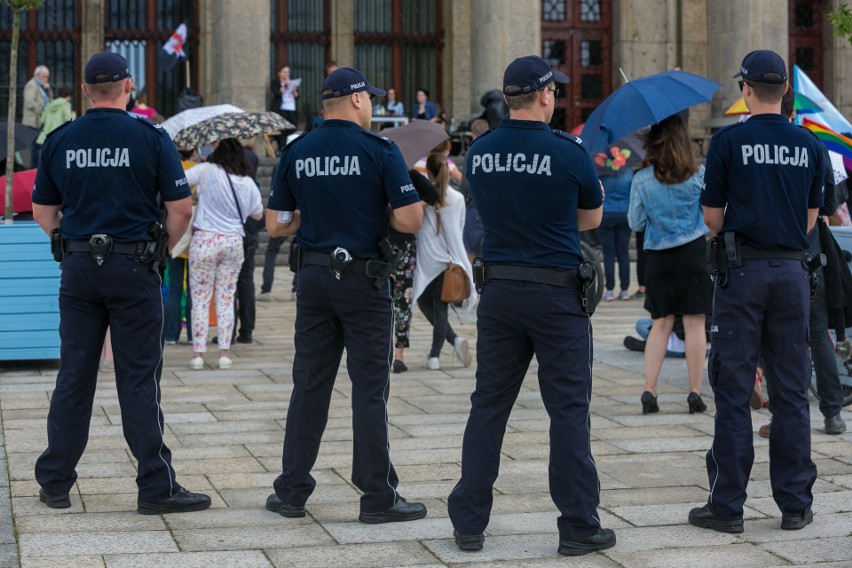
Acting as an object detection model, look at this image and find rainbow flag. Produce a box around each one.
[802,117,852,171]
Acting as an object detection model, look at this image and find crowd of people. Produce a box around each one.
[21,44,849,559]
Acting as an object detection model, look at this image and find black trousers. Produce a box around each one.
[416,272,459,358]
[233,233,258,339]
[35,252,178,501]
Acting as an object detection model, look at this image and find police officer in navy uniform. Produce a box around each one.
[690,49,824,533]
[31,52,211,515]
[447,55,616,556]
[264,67,427,523]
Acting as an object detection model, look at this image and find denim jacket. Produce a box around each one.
[628,165,708,251]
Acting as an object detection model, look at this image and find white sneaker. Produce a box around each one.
[619,290,630,301]
[604,290,615,301]
[257,291,272,302]
[190,357,204,370]
[454,337,472,367]
[218,356,233,370]
[423,357,440,370]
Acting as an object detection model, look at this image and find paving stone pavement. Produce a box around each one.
[0,269,850,567]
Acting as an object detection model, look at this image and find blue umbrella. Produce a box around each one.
[581,70,722,153]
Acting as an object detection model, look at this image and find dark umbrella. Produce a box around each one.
[1,122,40,157]
[172,112,294,151]
[380,121,449,168]
[581,70,722,153]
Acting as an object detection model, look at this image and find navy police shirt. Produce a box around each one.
[466,119,602,270]
[701,113,824,250]
[268,119,419,260]
[32,108,190,243]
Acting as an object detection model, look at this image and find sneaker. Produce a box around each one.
[189,357,204,370]
[164,340,177,346]
[218,356,233,370]
[257,291,272,302]
[424,357,440,370]
[781,509,814,530]
[39,488,71,509]
[619,290,630,301]
[454,337,472,367]
[603,290,615,302]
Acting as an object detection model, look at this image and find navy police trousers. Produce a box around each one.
[706,258,816,519]
[447,280,603,541]
[35,252,178,502]
[273,265,400,512]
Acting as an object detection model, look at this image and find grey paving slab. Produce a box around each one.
[105,551,273,568]
[172,524,334,551]
[737,513,852,542]
[19,531,178,556]
[603,543,784,568]
[265,541,439,568]
[15,511,166,533]
[21,556,105,568]
[423,533,575,564]
[324,517,452,544]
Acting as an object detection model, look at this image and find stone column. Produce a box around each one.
[470,0,540,115]
[613,0,677,83]
[199,0,270,111]
[443,0,473,121]
[330,0,355,67]
[79,0,105,112]
[707,0,788,117]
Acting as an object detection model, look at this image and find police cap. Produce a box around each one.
[85,52,131,84]
[321,67,385,100]
[733,50,787,84]
[503,55,569,96]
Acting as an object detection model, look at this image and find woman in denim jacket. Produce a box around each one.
[628,115,711,415]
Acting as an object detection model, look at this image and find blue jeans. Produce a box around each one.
[165,256,192,343]
[599,212,631,291]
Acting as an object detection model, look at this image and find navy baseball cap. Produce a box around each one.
[503,55,569,96]
[85,52,131,84]
[733,50,787,84]
[321,67,385,100]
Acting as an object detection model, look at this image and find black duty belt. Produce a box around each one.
[64,240,140,254]
[302,250,368,273]
[487,265,579,289]
[740,246,807,262]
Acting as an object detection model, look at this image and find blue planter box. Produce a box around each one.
[0,222,60,360]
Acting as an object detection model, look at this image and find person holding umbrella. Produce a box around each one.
[264,67,427,524]
[447,55,614,556]
[690,50,825,534]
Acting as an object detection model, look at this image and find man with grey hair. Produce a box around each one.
[23,64,53,166]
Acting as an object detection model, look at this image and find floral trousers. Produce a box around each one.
[391,239,417,349]
[189,230,244,352]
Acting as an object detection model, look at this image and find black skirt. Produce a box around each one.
[644,236,712,319]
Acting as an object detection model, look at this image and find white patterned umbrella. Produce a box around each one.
[172,112,294,151]
[161,104,246,138]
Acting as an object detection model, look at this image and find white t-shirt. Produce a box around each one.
[185,162,263,236]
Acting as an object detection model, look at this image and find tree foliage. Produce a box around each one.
[829,3,852,47]
[4,0,43,223]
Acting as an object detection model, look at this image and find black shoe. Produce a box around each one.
[359,497,427,524]
[781,509,813,530]
[687,392,707,414]
[557,528,616,556]
[641,391,659,414]
[824,414,847,435]
[137,488,211,515]
[265,493,306,518]
[392,359,408,373]
[39,488,70,509]
[688,505,743,533]
[623,336,646,352]
[236,335,254,344]
[454,530,484,551]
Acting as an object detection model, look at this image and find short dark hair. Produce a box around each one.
[504,85,538,110]
[780,88,796,118]
[749,79,786,104]
[58,85,73,98]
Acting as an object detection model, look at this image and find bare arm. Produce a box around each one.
[703,206,725,236]
[389,201,423,233]
[32,204,61,235]
[267,208,301,237]
[163,197,192,251]
[577,206,603,232]
[807,208,818,233]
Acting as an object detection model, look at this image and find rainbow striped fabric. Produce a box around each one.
[802,117,852,170]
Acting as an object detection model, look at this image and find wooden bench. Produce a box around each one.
[0,222,60,360]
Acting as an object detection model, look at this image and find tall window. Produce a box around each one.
[541,0,611,131]
[270,0,330,122]
[104,0,198,118]
[355,0,443,119]
[789,0,823,90]
[0,1,80,119]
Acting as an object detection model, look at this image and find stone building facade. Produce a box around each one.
[2,0,850,137]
